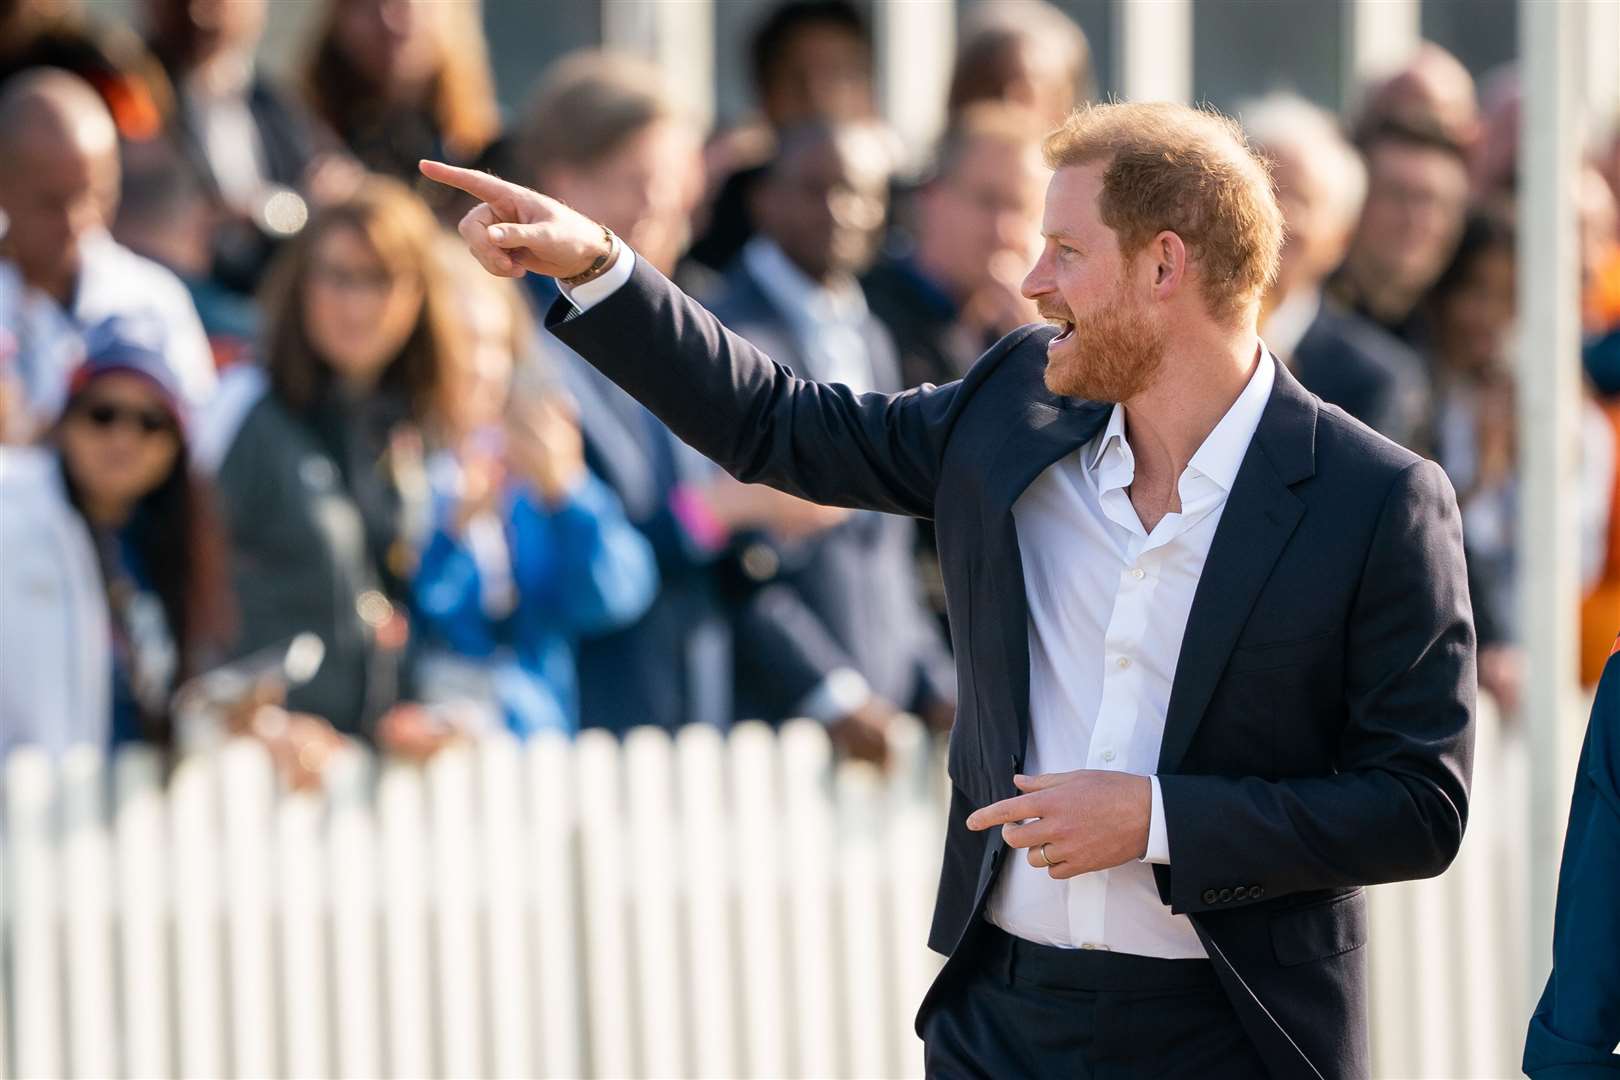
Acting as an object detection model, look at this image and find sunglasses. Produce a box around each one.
[72,400,176,437]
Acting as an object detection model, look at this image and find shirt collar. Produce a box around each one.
[742,237,867,329]
[1086,341,1276,494]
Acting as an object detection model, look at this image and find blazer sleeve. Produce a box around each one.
[1159,458,1476,912]
[547,257,1026,520]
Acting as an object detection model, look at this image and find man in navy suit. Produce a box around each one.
[706,121,956,751]
[424,97,1475,1078]
[1524,638,1620,1077]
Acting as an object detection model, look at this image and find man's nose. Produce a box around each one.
[1022,249,1053,300]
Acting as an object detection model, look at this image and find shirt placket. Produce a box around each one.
[1067,501,1145,947]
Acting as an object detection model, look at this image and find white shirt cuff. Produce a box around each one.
[1142,776,1170,865]
[794,667,872,723]
[557,240,635,312]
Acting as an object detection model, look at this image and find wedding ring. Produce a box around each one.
[1039,842,1055,867]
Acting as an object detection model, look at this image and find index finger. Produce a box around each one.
[966,792,1044,832]
[419,159,518,202]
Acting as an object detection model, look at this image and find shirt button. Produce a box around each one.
[1116,656,1131,670]
[1130,567,1146,580]
[1101,748,1116,763]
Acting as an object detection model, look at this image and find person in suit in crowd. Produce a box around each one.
[687,0,876,275]
[511,52,844,735]
[0,68,216,437]
[1524,635,1620,1078]
[707,120,956,758]
[945,0,1094,131]
[862,103,1046,639]
[425,95,1475,1077]
[864,104,1047,392]
[141,0,319,292]
[1327,117,1471,347]
[1243,92,1431,450]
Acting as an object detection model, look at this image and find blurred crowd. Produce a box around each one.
[2,0,1618,792]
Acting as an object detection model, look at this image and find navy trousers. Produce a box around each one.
[922,921,1269,1079]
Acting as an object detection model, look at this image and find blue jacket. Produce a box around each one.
[1525,647,1620,1077]
[411,468,657,737]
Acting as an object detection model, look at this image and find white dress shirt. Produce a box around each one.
[985,350,1274,957]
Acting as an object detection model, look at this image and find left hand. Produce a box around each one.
[965,770,1152,879]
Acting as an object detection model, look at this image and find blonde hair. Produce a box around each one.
[1043,101,1283,321]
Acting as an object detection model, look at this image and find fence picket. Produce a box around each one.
[575,728,636,1078]
[625,727,688,1077]
[218,738,278,1078]
[277,791,330,1079]
[58,746,117,1079]
[326,745,383,1079]
[377,763,434,1078]
[169,754,227,1079]
[526,732,585,1079]
[778,720,838,1078]
[729,722,789,1078]
[426,744,485,1078]
[6,749,62,1080]
[113,747,170,1078]
[477,732,535,1079]
[674,723,739,1079]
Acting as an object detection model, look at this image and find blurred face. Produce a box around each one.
[1268,147,1353,296]
[917,135,1047,301]
[145,0,266,65]
[1350,140,1469,296]
[544,119,703,276]
[0,126,117,297]
[333,0,436,93]
[754,134,888,282]
[761,22,874,128]
[301,225,424,388]
[1022,164,1166,402]
[1435,246,1515,375]
[58,373,181,515]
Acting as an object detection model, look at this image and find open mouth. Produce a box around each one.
[1045,316,1075,343]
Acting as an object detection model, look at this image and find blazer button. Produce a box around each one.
[1250,886,1264,900]
[1233,886,1248,900]
[1202,889,1219,905]
[1218,888,1233,903]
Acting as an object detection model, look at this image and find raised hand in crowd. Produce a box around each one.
[505,395,587,507]
[827,695,900,768]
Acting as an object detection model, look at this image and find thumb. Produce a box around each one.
[487,222,548,249]
[1012,772,1067,792]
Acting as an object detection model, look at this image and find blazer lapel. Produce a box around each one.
[1157,360,1317,774]
[979,396,1111,781]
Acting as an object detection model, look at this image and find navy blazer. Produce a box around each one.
[704,261,955,720]
[549,258,1476,1079]
[1525,650,1620,1077]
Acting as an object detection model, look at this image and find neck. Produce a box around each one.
[1120,326,1261,487]
[911,244,969,306]
[81,493,135,529]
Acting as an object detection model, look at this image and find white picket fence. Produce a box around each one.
[0,699,1544,1079]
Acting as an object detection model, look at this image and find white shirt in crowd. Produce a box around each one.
[0,230,217,424]
[564,244,1276,958]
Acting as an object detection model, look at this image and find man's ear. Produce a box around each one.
[1150,230,1188,297]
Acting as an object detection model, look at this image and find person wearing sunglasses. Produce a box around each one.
[0,317,350,787]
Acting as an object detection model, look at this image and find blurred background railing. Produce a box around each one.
[0,693,1589,1080]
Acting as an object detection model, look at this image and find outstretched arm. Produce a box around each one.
[419,160,1008,518]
